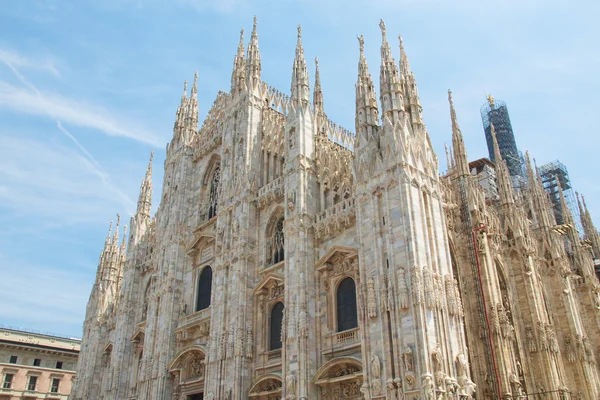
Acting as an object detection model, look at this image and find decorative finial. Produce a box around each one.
[150,150,154,163]
[379,19,387,38]
[240,28,244,41]
[116,213,121,227]
[194,71,198,83]
[487,94,495,107]
[315,57,319,68]
[183,80,188,96]
[357,35,365,55]
[297,24,302,39]
[253,15,257,31]
[398,35,404,49]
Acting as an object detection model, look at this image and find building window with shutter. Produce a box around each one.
[50,378,60,393]
[27,376,38,391]
[2,374,13,389]
[336,277,358,332]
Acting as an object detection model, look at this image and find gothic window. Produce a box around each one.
[208,164,220,219]
[269,302,284,350]
[337,277,358,332]
[269,217,285,265]
[196,266,213,311]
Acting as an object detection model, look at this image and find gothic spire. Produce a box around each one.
[187,71,199,131]
[313,57,325,117]
[580,194,600,258]
[246,16,261,92]
[491,123,514,206]
[174,80,188,131]
[355,34,379,146]
[291,25,310,106]
[136,151,153,218]
[379,19,403,119]
[399,35,411,78]
[231,28,246,96]
[398,35,422,127]
[525,152,553,229]
[448,90,469,178]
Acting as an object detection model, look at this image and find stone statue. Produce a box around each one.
[371,354,381,379]
[402,346,413,372]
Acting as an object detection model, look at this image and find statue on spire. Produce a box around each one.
[358,35,364,53]
[379,19,386,38]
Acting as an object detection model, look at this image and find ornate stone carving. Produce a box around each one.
[421,374,435,400]
[565,335,576,363]
[537,320,548,351]
[367,277,377,318]
[431,343,443,373]
[245,326,253,359]
[371,354,381,379]
[434,273,445,310]
[412,267,423,305]
[423,266,435,309]
[298,303,308,338]
[546,324,559,354]
[397,267,409,310]
[525,326,537,353]
[445,275,457,315]
[286,373,296,399]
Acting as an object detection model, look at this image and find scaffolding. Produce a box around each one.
[538,160,583,234]
[481,98,523,179]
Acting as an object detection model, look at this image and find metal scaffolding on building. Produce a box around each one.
[538,160,583,234]
[481,97,524,180]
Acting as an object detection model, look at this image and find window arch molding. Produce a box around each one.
[195,265,213,312]
[199,154,221,222]
[265,207,285,266]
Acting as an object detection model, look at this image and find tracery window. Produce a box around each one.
[269,302,284,350]
[269,217,285,265]
[337,277,358,332]
[196,266,213,311]
[208,164,220,219]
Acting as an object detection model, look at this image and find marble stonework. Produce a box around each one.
[71,18,600,400]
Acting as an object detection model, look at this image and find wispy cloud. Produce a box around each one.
[0,48,60,77]
[0,134,134,225]
[0,81,164,146]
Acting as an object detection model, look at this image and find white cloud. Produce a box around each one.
[0,48,60,77]
[0,134,135,226]
[0,81,164,147]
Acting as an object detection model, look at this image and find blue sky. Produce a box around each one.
[1,0,599,338]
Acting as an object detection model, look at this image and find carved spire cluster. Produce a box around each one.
[490,124,514,206]
[578,194,600,258]
[313,57,325,118]
[355,34,379,146]
[246,16,261,92]
[379,19,403,119]
[137,151,154,218]
[399,35,423,127]
[291,25,310,106]
[231,28,246,96]
[524,152,554,229]
[448,90,469,178]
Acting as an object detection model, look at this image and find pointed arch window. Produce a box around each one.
[269,302,284,350]
[208,165,220,219]
[196,266,213,311]
[337,277,358,332]
[269,217,285,265]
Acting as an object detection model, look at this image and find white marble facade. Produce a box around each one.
[71,18,600,400]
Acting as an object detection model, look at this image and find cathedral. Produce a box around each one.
[71,17,600,400]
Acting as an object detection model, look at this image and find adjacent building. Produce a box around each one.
[0,326,80,400]
[71,18,600,400]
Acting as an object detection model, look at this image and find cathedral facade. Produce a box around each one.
[70,18,600,400]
